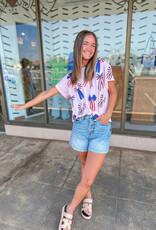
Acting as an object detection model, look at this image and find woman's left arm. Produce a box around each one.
[105,81,117,117]
[96,81,117,124]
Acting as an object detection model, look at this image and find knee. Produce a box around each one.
[81,177,94,188]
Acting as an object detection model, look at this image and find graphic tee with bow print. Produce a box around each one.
[55,58,115,122]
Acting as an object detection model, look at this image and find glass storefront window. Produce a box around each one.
[0,1,44,123]
[40,0,127,129]
[1,0,154,136]
[126,0,156,132]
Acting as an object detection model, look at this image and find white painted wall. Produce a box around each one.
[5,124,156,152]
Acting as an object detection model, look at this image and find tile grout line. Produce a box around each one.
[38,185,80,230]
[0,219,31,230]
[24,179,156,207]
[61,155,79,190]
[0,140,51,198]
[114,148,122,230]
[0,137,24,156]
[38,187,63,230]
[38,155,79,230]
[113,196,156,206]
[34,153,79,229]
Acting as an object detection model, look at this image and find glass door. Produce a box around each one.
[39,0,128,129]
[0,0,44,124]
[125,0,156,133]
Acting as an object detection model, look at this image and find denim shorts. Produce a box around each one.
[69,115,111,154]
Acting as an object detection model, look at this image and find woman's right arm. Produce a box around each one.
[11,86,60,111]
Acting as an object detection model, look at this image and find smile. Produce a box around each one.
[84,52,92,55]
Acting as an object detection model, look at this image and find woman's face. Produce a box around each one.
[82,34,96,66]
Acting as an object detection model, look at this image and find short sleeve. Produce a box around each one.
[105,62,115,82]
[101,60,115,90]
[55,73,70,99]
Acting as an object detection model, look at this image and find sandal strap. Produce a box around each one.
[63,211,73,219]
[59,205,73,230]
[61,218,72,229]
[82,203,92,212]
[83,198,93,204]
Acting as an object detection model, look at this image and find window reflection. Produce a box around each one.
[20,58,35,114]
[126,5,156,131]
[49,56,71,120]
[2,0,155,133]
[16,23,44,119]
[40,1,127,128]
[0,0,44,123]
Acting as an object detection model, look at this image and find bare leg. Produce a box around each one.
[61,151,106,230]
[78,151,92,199]
[67,151,106,215]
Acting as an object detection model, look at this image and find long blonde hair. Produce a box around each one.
[71,30,98,85]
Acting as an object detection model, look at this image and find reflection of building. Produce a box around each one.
[140,35,156,75]
[0,0,156,151]
[108,47,125,66]
[49,57,70,120]
[49,57,68,85]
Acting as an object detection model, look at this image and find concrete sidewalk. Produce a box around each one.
[0,133,155,230]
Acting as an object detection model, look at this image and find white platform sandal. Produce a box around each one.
[81,198,93,220]
[59,205,73,230]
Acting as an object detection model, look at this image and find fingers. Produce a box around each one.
[10,105,18,111]
[95,114,103,121]
[95,115,103,121]
[96,114,109,124]
[95,116,100,121]
[10,105,19,109]
[10,104,25,111]
[15,107,23,112]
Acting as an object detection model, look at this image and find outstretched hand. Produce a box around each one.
[10,104,26,111]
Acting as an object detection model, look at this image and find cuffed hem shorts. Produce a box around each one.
[69,115,111,154]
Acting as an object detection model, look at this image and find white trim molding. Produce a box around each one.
[5,125,156,152]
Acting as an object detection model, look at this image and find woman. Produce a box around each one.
[11,30,117,230]
[20,58,35,114]
[20,58,35,102]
